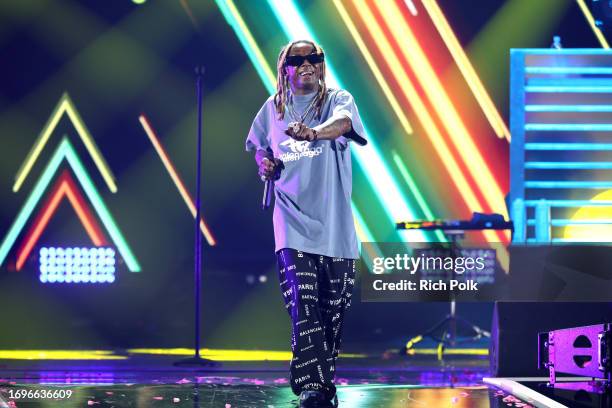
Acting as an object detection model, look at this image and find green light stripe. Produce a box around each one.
[61,139,140,272]
[0,144,66,266]
[392,151,446,242]
[351,203,374,242]
[214,0,276,94]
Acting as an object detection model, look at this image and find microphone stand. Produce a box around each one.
[174,66,218,368]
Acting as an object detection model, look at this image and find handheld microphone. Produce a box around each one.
[261,154,283,210]
[262,178,273,210]
[345,129,368,146]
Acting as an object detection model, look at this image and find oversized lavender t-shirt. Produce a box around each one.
[246,88,365,259]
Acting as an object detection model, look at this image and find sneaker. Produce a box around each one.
[299,390,332,408]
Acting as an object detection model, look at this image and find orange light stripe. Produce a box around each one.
[349,0,490,239]
[63,175,106,246]
[332,0,414,136]
[370,0,508,242]
[16,171,107,270]
[349,0,510,265]
[420,0,511,141]
[16,187,65,271]
[139,115,216,246]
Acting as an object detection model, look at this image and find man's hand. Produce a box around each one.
[285,121,317,142]
[258,156,283,181]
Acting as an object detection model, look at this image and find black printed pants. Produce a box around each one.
[277,248,356,398]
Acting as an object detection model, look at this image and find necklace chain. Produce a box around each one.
[287,93,318,124]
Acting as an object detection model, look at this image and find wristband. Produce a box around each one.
[311,128,318,142]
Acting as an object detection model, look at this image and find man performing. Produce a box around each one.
[246,40,366,408]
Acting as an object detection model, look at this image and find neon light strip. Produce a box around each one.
[526,105,612,112]
[0,137,140,271]
[214,0,276,94]
[57,172,107,246]
[14,93,117,193]
[179,0,200,32]
[128,347,365,359]
[16,170,108,270]
[518,49,611,54]
[403,0,418,15]
[266,0,425,241]
[528,78,612,86]
[525,86,612,93]
[526,66,612,74]
[350,203,374,243]
[525,162,612,170]
[139,115,216,246]
[527,238,612,243]
[524,200,612,207]
[333,0,414,135]
[0,350,126,360]
[527,219,612,226]
[356,2,510,272]
[525,143,612,151]
[406,348,488,356]
[391,151,446,242]
[526,123,612,131]
[336,0,446,241]
[526,78,612,89]
[371,0,507,222]
[525,181,612,189]
[421,0,510,141]
[576,0,610,49]
[336,0,440,244]
[347,1,500,245]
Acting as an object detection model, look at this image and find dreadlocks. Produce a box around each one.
[274,40,327,121]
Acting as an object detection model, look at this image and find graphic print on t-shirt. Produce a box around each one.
[279,138,323,162]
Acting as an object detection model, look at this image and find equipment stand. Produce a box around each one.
[174,66,218,368]
[402,230,490,358]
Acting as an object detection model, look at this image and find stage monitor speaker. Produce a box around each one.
[490,302,612,377]
[592,0,612,34]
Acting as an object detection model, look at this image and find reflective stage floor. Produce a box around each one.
[0,353,536,407]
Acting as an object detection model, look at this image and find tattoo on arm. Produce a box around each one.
[312,117,352,141]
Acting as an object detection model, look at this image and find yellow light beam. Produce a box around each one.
[127,348,366,360]
[576,0,610,49]
[421,0,511,141]
[350,0,510,269]
[406,348,488,356]
[13,92,117,193]
[0,348,366,361]
[0,350,126,360]
[372,0,508,222]
[349,2,484,224]
[333,0,413,135]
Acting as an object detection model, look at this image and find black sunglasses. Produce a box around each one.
[284,53,325,67]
